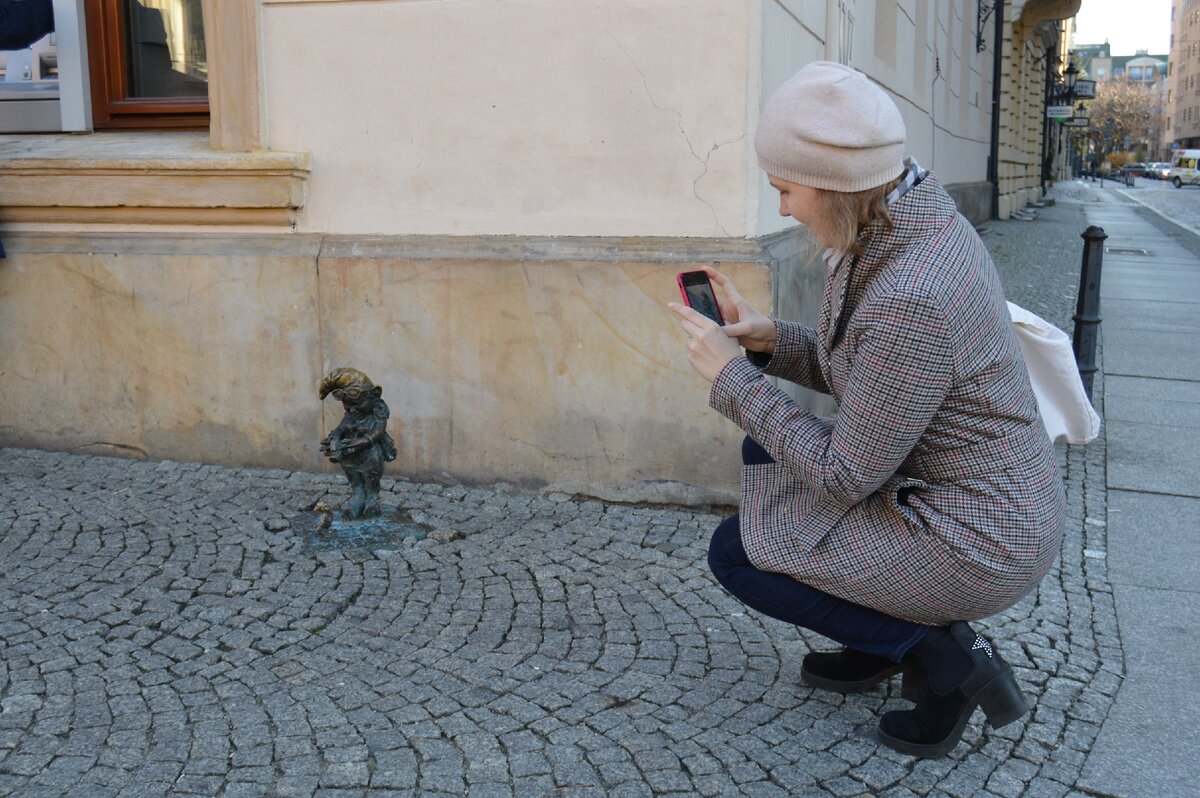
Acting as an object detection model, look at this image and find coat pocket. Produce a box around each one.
[886,473,930,530]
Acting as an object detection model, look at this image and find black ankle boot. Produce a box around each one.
[877,622,1026,758]
[801,648,904,693]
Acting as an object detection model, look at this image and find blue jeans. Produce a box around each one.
[707,437,931,662]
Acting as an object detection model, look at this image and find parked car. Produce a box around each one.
[1152,162,1172,179]
[1119,162,1148,178]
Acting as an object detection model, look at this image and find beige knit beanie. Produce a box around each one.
[756,62,906,193]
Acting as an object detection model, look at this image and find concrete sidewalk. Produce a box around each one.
[1068,182,1200,798]
[982,178,1200,797]
[0,180,1192,798]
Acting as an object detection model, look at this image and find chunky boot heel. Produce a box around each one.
[876,622,1023,758]
[977,668,1027,728]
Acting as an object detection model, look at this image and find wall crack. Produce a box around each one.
[605,1,738,236]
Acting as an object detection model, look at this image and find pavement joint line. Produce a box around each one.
[1107,486,1200,499]
[1104,372,1200,384]
[1103,299,1200,307]
[1103,486,1200,501]
[1101,420,1200,433]
[1106,583,1200,596]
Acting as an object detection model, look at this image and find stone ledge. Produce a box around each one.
[0,132,309,227]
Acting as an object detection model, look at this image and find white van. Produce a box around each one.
[1169,149,1200,187]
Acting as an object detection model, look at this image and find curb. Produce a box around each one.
[1112,185,1200,240]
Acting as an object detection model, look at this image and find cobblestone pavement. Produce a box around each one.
[1112,176,1200,233]
[1108,177,1200,260]
[1,196,1120,798]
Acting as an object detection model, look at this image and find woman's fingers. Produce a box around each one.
[679,319,706,339]
[671,302,744,348]
[702,266,745,303]
[696,268,742,325]
[668,301,718,332]
[669,298,747,382]
[720,320,756,339]
[702,267,767,332]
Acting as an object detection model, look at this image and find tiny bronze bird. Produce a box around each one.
[319,368,397,519]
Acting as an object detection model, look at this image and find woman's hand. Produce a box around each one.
[668,302,746,382]
[702,267,777,354]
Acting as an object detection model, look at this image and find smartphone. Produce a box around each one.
[676,270,725,325]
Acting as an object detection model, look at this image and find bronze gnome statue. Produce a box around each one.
[319,368,397,519]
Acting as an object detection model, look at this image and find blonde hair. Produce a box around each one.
[808,173,907,255]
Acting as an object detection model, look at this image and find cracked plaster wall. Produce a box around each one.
[261,0,750,238]
[260,0,997,238]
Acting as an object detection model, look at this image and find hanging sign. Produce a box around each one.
[1063,117,1091,128]
[1047,105,1074,119]
[1074,80,1097,99]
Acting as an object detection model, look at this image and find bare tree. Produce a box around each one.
[1086,79,1163,163]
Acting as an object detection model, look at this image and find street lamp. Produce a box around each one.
[1053,54,1080,105]
[1063,58,1078,100]
[1049,54,1085,181]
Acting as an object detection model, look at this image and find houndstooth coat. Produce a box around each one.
[710,173,1065,625]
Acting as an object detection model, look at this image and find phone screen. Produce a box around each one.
[679,272,723,324]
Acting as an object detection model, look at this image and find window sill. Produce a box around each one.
[0,132,309,227]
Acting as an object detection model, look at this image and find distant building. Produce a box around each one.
[1171,0,1200,148]
[1074,42,1112,79]
[1075,43,1168,82]
[1121,53,1170,82]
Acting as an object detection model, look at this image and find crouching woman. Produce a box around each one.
[667,62,1065,757]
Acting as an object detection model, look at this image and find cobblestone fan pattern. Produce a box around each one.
[1,435,1113,798]
[0,189,1121,798]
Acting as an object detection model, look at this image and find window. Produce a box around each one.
[84,0,208,129]
[1,2,306,229]
[836,0,855,65]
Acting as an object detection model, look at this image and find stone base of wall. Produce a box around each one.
[760,227,839,418]
[944,181,994,226]
[0,232,792,505]
[996,185,1045,220]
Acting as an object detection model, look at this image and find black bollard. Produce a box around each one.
[1073,226,1107,399]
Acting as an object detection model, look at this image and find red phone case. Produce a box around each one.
[676,270,724,324]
